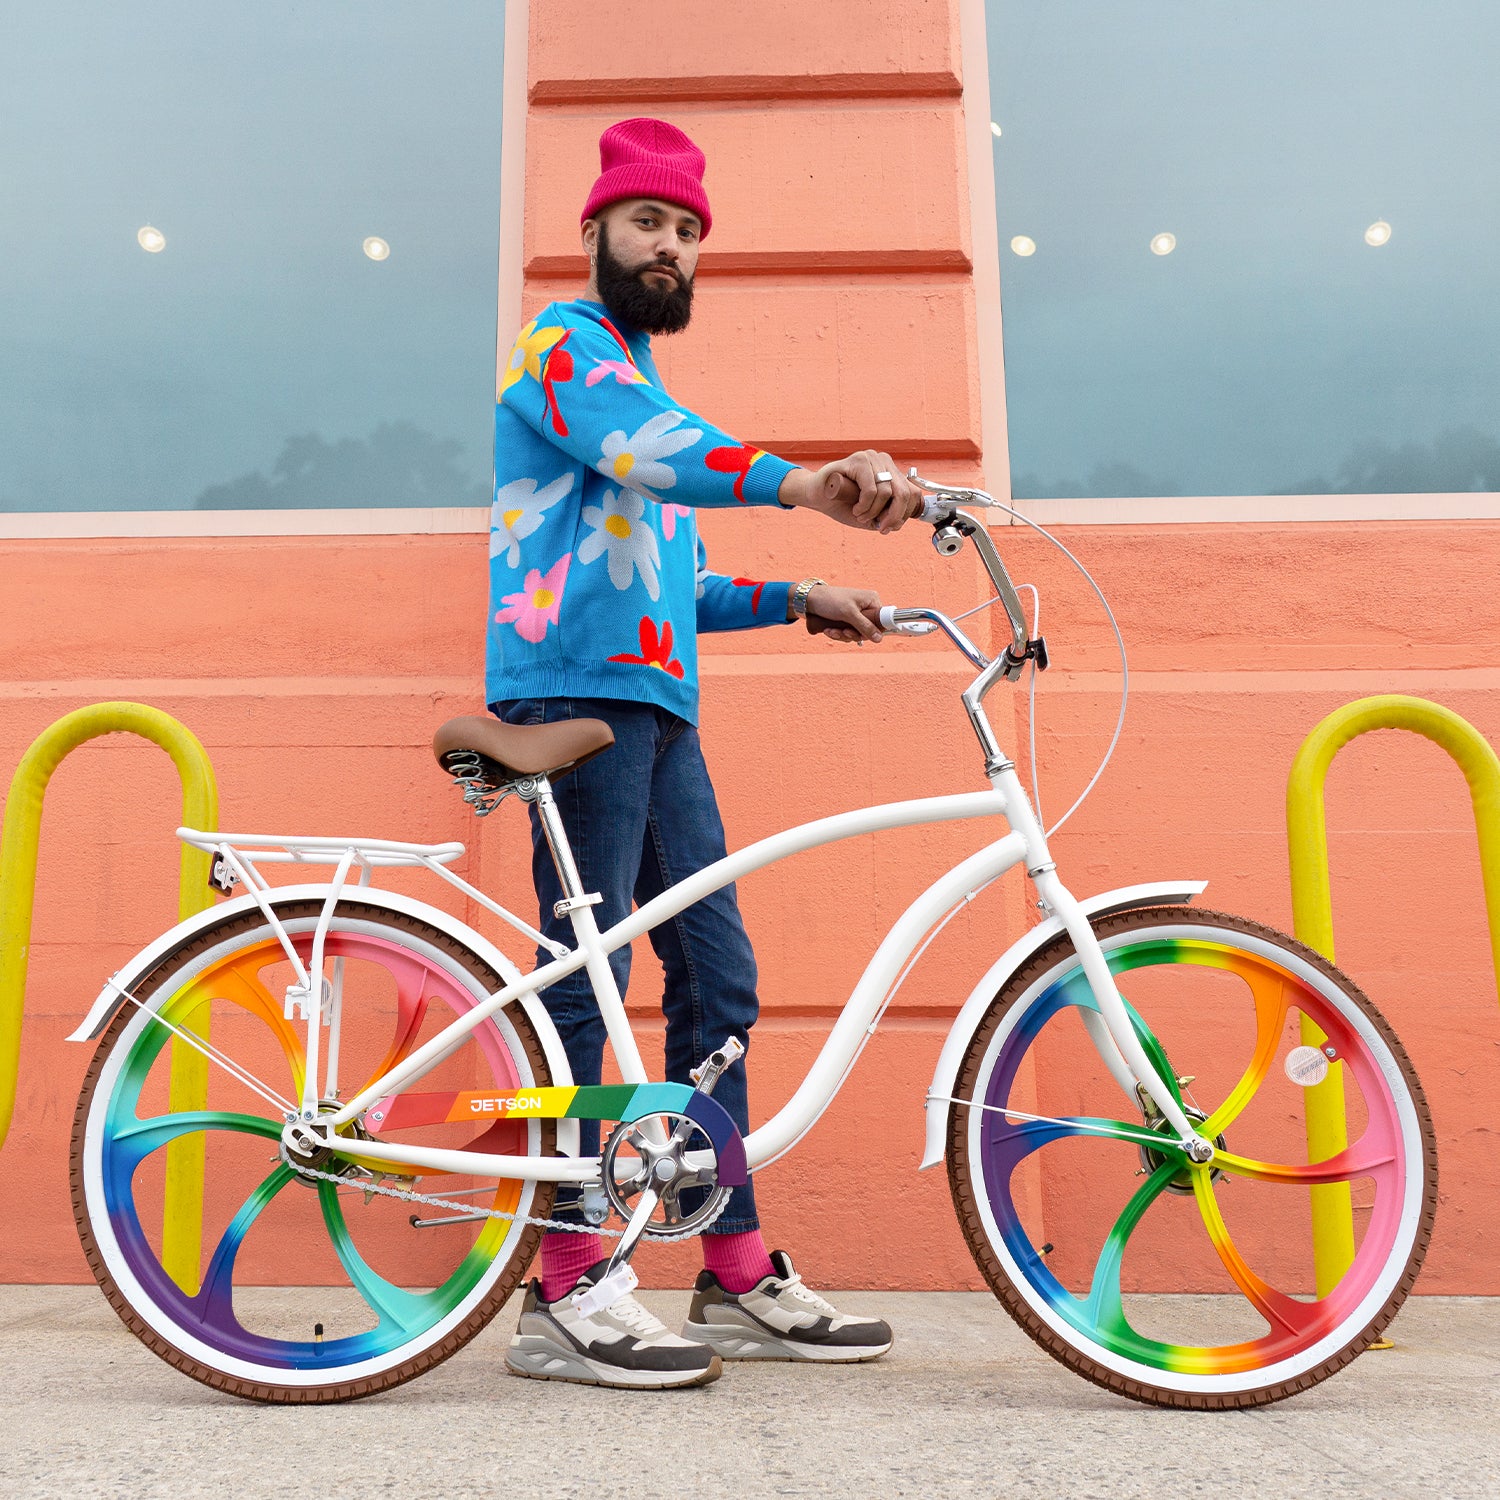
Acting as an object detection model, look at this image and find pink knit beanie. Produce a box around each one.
[580,117,712,239]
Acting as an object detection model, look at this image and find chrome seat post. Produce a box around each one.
[518,775,589,905]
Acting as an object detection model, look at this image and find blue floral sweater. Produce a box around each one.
[486,299,798,724]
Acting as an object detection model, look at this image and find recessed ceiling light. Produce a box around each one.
[1150,232,1177,256]
[137,225,166,253]
[1010,235,1036,257]
[363,236,390,261]
[1364,220,1392,247]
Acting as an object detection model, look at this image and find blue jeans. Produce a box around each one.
[494,697,761,1234]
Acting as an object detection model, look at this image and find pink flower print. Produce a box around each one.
[658,503,691,540]
[586,358,648,388]
[496,553,571,644]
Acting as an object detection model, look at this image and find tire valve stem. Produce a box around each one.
[1040,1243,1054,1257]
[314,1322,323,1355]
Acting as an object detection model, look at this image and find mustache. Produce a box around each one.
[636,260,684,287]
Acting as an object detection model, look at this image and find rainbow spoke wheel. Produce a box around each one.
[72,900,556,1402]
[948,906,1436,1408]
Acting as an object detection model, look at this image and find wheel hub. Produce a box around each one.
[281,1104,371,1185]
[1137,1105,1227,1195]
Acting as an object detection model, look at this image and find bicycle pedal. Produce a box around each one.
[689,1035,745,1094]
[571,1262,639,1319]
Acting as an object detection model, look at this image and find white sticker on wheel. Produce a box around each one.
[1285,1044,1331,1087]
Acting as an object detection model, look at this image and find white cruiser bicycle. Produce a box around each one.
[68,477,1435,1408]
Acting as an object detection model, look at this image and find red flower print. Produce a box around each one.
[705,442,768,503]
[608,616,685,679]
[542,330,575,436]
[731,577,767,611]
[600,316,637,364]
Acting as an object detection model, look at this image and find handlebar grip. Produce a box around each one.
[876,606,937,637]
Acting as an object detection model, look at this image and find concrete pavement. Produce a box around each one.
[1,1287,1497,1499]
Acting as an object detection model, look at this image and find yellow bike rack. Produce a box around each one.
[1288,693,1500,1297]
[0,702,219,1292]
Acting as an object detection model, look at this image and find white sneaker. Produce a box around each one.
[684,1250,894,1362]
[506,1261,721,1389]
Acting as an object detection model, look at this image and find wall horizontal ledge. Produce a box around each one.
[1029,666,1500,695]
[0,675,482,701]
[1016,493,1500,526]
[529,72,962,105]
[0,656,976,701]
[7,491,1499,540]
[524,248,974,279]
[525,270,975,299]
[0,508,491,539]
[761,437,980,463]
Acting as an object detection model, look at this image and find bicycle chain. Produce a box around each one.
[276,1145,729,1242]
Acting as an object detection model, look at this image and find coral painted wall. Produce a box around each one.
[3,0,1499,1294]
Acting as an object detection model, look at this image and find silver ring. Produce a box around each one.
[875,471,893,484]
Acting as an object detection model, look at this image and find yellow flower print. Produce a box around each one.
[500,319,568,396]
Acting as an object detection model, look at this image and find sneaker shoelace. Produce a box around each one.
[603,1293,672,1340]
[773,1273,840,1320]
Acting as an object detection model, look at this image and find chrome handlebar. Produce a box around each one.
[893,472,1045,682]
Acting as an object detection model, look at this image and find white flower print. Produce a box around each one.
[578,487,662,600]
[596,410,702,503]
[490,472,574,568]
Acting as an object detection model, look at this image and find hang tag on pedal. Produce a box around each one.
[571,1262,639,1320]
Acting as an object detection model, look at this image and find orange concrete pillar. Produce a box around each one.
[516,0,1031,1288]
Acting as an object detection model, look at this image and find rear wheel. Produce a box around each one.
[72,899,556,1402]
[947,906,1436,1408]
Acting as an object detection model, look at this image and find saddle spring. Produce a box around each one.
[442,750,511,817]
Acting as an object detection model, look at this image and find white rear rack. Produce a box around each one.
[176,828,465,868]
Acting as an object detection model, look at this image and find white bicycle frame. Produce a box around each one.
[77,498,1217,1192]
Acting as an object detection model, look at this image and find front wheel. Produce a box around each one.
[72,899,557,1402]
[947,906,1436,1409]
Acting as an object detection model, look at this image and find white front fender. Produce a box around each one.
[919,881,1207,1169]
[69,883,579,1153]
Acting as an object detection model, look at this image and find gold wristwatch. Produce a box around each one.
[790,577,824,619]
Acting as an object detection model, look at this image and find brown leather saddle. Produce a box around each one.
[431,715,614,800]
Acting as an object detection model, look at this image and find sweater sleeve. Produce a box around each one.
[694,534,793,633]
[500,311,797,510]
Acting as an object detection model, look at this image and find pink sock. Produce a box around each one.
[702,1229,775,1294]
[539,1231,604,1303]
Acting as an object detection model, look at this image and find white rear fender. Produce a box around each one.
[69,883,578,1150]
[919,881,1207,1169]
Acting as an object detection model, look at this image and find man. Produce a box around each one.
[489,116,923,1389]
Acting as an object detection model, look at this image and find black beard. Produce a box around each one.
[594,223,694,335]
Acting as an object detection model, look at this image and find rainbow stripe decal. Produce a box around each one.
[977,936,1406,1380]
[366,1082,747,1186]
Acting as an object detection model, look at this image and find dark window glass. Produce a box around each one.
[987,2,1500,498]
[2,2,504,512]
